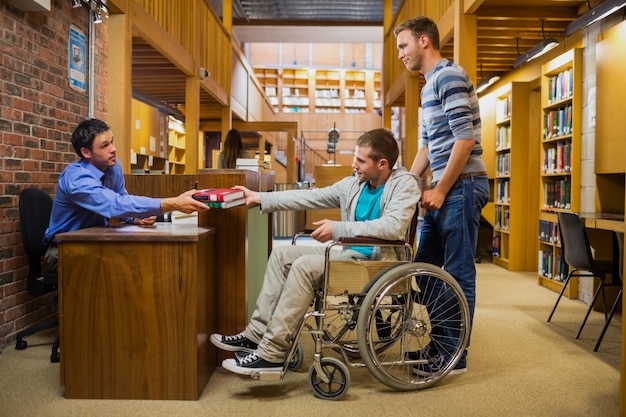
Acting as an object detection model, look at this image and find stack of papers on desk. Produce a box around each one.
[236,158,271,173]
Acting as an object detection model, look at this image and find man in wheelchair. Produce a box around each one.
[210,128,421,376]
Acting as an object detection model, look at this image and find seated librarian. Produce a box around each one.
[210,128,421,375]
[216,128,255,169]
[43,118,209,269]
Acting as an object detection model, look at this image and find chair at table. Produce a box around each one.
[14,187,60,362]
[547,211,618,342]
[594,231,623,352]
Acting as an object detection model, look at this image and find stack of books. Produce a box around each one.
[236,158,271,173]
[192,188,246,208]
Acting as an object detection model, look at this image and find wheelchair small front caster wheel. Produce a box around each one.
[308,357,350,400]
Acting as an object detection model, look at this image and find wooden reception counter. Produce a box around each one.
[125,170,274,363]
[56,223,216,400]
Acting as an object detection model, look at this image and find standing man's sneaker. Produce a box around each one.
[412,353,467,377]
[210,332,258,353]
[222,352,283,375]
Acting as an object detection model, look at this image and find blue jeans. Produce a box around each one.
[415,175,489,367]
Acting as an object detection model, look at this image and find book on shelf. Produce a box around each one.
[492,235,501,258]
[192,188,245,202]
[201,198,246,209]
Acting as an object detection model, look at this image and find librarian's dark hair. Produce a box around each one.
[222,128,245,169]
[71,118,111,158]
[394,16,440,50]
[356,128,399,168]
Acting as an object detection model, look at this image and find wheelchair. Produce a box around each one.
[247,233,470,400]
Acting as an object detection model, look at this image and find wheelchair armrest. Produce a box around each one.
[337,236,407,246]
[291,232,312,245]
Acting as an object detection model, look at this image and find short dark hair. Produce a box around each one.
[394,16,440,50]
[356,128,399,168]
[71,118,110,158]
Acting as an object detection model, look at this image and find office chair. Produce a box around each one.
[15,187,60,363]
[594,231,623,352]
[547,211,617,342]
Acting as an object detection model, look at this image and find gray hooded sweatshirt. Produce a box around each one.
[260,167,421,260]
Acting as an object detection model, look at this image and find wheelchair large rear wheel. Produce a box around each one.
[356,263,470,391]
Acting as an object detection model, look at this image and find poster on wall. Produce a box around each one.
[69,25,86,92]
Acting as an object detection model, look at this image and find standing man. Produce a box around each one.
[395,16,489,375]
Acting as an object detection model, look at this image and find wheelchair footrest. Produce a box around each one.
[250,369,284,381]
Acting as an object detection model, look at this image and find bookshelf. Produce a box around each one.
[253,67,380,114]
[314,69,342,113]
[281,68,311,113]
[254,68,280,111]
[537,48,582,298]
[373,71,381,111]
[343,70,367,113]
[492,82,537,271]
[168,116,186,174]
[130,98,167,174]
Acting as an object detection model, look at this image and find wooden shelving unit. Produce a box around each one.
[491,82,537,271]
[253,68,280,111]
[168,116,186,174]
[373,71,381,111]
[281,68,310,113]
[314,69,342,113]
[253,67,381,114]
[130,98,167,174]
[343,70,367,113]
[537,48,582,298]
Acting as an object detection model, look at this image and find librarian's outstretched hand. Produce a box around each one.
[160,190,210,214]
[232,185,261,207]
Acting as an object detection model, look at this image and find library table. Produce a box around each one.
[580,212,625,233]
[56,223,216,400]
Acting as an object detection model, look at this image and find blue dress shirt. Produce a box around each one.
[44,159,162,244]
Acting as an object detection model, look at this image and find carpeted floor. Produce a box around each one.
[0,262,621,417]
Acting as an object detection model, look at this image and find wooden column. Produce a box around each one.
[107,6,132,174]
[404,73,421,168]
[223,0,233,140]
[453,0,477,87]
[186,75,200,173]
[381,0,394,132]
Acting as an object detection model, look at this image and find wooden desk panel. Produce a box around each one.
[196,170,273,363]
[125,171,274,364]
[57,224,215,400]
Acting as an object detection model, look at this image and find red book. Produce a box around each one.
[192,188,245,202]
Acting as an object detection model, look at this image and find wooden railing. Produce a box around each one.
[299,135,330,183]
[134,0,229,94]
[199,2,230,93]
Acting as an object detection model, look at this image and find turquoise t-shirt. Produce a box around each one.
[351,182,385,258]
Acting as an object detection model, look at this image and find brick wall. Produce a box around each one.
[0,0,108,349]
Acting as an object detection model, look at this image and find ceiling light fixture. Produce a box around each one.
[513,19,560,68]
[476,73,501,94]
[93,7,102,23]
[565,0,626,37]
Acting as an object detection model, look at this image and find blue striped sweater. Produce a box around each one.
[420,58,486,181]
